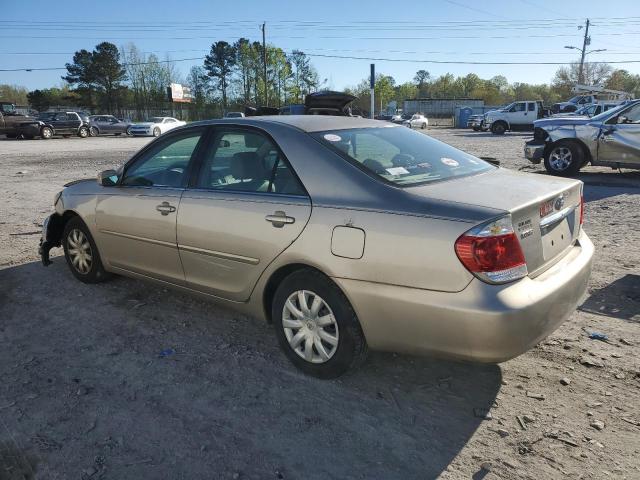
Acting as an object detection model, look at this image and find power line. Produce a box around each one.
[3,31,640,41]
[4,51,640,73]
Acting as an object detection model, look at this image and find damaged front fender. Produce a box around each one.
[38,213,65,266]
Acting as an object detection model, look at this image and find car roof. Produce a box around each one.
[192,115,397,133]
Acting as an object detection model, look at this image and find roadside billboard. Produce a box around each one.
[167,83,193,103]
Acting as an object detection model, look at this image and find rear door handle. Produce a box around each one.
[265,210,295,228]
[156,201,176,215]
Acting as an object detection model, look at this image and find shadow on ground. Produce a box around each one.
[580,274,640,323]
[0,261,501,480]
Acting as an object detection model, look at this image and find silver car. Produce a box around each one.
[40,116,593,378]
[525,100,640,176]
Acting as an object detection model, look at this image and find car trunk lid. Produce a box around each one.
[408,168,583,275]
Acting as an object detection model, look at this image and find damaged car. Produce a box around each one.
[40,116,593,378]
[525,100,640,176]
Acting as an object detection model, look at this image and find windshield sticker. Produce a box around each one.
[324,134,342,142]
[440,157,460,167]
[385,166,410,175]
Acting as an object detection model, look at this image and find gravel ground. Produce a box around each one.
[0,129,638,480]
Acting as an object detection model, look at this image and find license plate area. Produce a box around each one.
[541,217,573,260]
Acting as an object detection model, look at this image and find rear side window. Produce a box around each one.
[528,103,535,111]
[195,129,306,196]
[312,127,492,187]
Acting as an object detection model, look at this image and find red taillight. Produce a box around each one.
[579,194,584,225]
[455,216,528,284]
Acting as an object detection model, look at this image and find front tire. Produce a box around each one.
[491,122,507,135]
[272,269,368,379]
[544,140,584,177]
[62,217,111,284]
[78,127,89,138]
[89,126,99,137]
[153,127,161,137]
[126,126,133,136]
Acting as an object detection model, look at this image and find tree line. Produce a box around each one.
[1,40,638,118]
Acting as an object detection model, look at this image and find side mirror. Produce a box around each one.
[98,169,119,186]
[617,116,628,124]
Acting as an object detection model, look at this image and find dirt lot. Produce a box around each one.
[0,129,638,480]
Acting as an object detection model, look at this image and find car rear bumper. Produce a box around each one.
[334,230,593,363]
[524,140,545,164]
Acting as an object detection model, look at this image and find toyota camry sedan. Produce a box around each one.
[39,116,593,378]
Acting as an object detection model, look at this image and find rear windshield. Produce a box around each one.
[312,126,493,186]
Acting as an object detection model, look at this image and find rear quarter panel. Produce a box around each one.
[260,206,475,293]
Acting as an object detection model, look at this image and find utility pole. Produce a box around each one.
[578,19,590,84]
[370,64,375,119]
[261,22,268,106]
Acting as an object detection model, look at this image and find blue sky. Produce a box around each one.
[2,0,640,91]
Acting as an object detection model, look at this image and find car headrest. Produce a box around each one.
[363,158,387,174]
[231,152,264,179]
[392,154,413,167]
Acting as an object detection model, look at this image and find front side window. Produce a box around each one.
[313,126,493,187]
[121,130,203,187]
[513,103,526,112]
[196,129,305,195]
[619,103,640,123]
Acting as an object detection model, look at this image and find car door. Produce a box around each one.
[68,112,81,133]
[94,127,207,284]
[52,113,70,134]
[598,103,640,166]
[177,127,311,301]
[510,102,527,124]
[98,116,112,134]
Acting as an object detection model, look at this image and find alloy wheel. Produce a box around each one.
[549,146,572,171]
[282,290,339,364]
[67,228,93,274]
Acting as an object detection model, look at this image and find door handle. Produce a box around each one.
[156,201,176,215]
[265,210,295,228]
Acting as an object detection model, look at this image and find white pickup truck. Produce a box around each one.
[484,100,548,135]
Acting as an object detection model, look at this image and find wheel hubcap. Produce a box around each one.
[67,229,92,274]
[549,147,572,171]
[282,290,339,364]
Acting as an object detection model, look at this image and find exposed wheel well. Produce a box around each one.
[262,263,331,323]
[49,210,81,246]
[545,138,593,165]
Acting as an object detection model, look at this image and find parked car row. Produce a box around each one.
[1,107,186,140]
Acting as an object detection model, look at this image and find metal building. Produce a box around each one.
[403,98,484,117]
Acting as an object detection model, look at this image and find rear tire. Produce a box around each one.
[62,217,112,284]
[126,127,133,136]
[543,140,584,177]
[272,269,368,379]
[78,127,89,138]
[491,122,507,135]
[40,126,53,139]
[421,122,427,129]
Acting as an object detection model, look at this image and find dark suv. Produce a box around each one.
[38,111,90,139]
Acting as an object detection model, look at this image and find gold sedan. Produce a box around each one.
[40,116,593,378]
